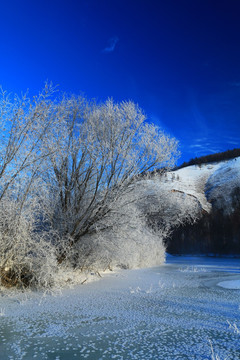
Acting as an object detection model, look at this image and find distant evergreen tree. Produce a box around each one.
[177,148,240,169]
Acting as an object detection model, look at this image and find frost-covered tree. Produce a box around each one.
[0,84,60,287]
[0,85,199,288]
[42,96,180,263]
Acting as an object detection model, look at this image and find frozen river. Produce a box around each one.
[0,256,240,359]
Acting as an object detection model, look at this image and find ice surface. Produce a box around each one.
[0,257,240,359]
[218,280,240,289]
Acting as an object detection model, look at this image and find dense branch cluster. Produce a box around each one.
[0,85,198,288]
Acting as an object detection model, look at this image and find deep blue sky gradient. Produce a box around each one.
[1,0,240,163]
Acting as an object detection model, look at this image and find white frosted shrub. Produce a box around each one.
[0,85,199,288]
[64,197,166,271]
[44,97,180,268]
[0,196,57,288]
[61,178,200,271]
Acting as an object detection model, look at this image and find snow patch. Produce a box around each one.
[165,157,240,215]
[217,279,240,290]
[165,162,221,212]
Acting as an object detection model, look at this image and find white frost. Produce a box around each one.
[217,279,240,289]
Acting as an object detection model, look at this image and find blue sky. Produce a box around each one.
[0,0,240,163]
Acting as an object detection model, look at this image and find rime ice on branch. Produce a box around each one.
[0,85,198,288]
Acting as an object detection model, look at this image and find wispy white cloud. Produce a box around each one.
[228,140,239,145]
[230,81,240,87]
[102,36,119,53]
[189,144,206,148]
[189,143,218,154]
[188,134,240,158]
[190,101,209,135]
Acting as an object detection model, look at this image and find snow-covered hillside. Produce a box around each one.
[166,156,240,214]
[206,157,240,213]
[165,156,240,255]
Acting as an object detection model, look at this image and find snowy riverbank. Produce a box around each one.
[0,256,239,360]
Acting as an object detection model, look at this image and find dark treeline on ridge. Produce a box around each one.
[178,148,240,169]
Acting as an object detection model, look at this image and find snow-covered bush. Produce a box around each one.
[43,96,180,266]
[0,84,60,288]
[0,194,58,288]
[0,85,199,287]
[54,176,200,272]
[62,183,166,271]
[141,178,201,232]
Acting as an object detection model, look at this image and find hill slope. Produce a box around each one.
[164,157,240,255]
